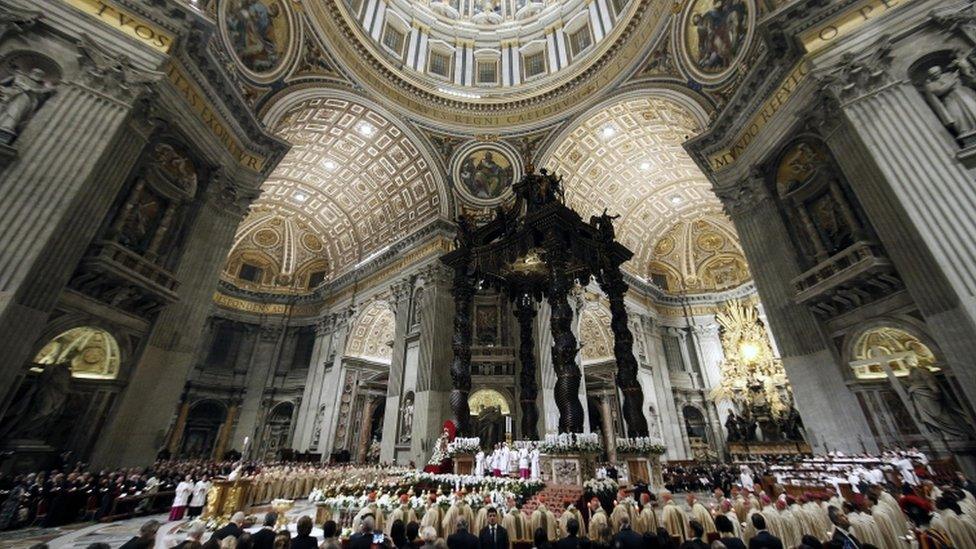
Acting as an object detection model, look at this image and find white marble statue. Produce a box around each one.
[0,67,56,144]
[475,449,485,477]
[924,59,976,144]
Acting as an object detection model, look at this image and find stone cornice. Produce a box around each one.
[178,16,289,176]
[624,272,758,310]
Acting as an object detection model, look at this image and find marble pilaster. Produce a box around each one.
[380,278,413,462]
[91,177,256,467]
[232,325,284,452]
[0,59,157,406]
[412,263,454,465]
[716,177,876,453]
[826,73,976,413]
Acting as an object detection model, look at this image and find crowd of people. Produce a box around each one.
[0,459,336,531]
[0,459,237,530]
[132,465,976,549]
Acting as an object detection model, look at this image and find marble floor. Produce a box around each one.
[0,501,321,549]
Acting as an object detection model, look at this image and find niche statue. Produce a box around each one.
[922,53,976,147]
[0,67,56,145]
[0,363,71,440]
[903,357,970,439]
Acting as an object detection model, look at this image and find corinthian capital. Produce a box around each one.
[715,169,771,219]
[75,34,160,103]
[205,168,260,219]
[0,4,40,43]
[418,261,453,288]
[822,36,895,104]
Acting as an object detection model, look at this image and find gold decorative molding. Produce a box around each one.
[800,0,916,56]
[707,61,811,171]
[307,0,667,129]
[61,0,174,53]
[212,292,321,316]
[165,62,267,171]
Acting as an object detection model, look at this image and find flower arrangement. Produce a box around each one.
[583,477,619,498]
[446,437,481,457]
[529,433,602,454]
[615,436,666,455]
[403,472,545,498]
[308,487,326,504]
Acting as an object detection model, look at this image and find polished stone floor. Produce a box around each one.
[0,500,321,549]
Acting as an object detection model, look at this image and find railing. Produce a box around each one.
[793,240,889,296]
[87,240,181,297]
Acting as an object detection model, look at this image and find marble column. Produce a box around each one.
[91,174,257,467]
[233,325,284,450]
[599,393,617,464]
[0,55,158,405]
[380,278,413,462]
[535,300,559,434]
[413,263,454,464]
[639,316,685,459]
[449,263,475,435]
[166,399,191,455]
[293,314,338,453]
[358,397,379,462]
[515,293,539,440]
[213,401,240,460]
[690,323,732,445]
[318,313,354,457]
[600,266,649,436]
[715,175,876,453]
[826,71,976,414]
[548,252,584,433]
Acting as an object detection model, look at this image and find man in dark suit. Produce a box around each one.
[251,512,278,549]
[292,515,320,549]
[679,520,709,549]
[211,512,246,542]
[748,514,784,549]
[120,519,159,549]
[447,517,480,549]
[479,507,509,549]
[828,505,862,549]
[554,518,590,549]
[714,515,746,549]
[611,516,643,549]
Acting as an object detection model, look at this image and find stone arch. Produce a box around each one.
[539,88,728,275]
[537,85,711,162]
[260,86,454,219]
[578,302,614,364]
[842,317,944,381]
[32,325,123,380]
[261,401,296,459]
[344,300,396,364]
[682,403,708,441]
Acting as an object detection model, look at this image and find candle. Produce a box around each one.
[505,416,512,433]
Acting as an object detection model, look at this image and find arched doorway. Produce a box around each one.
[469,388,510,449]
[260,402,295,460]
[181,400,227,458]
[33,326,121,379]
[683,405,708,440]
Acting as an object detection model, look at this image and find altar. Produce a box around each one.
[439,169,651,440]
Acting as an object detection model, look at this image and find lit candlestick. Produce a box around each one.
[505,416,512,434]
